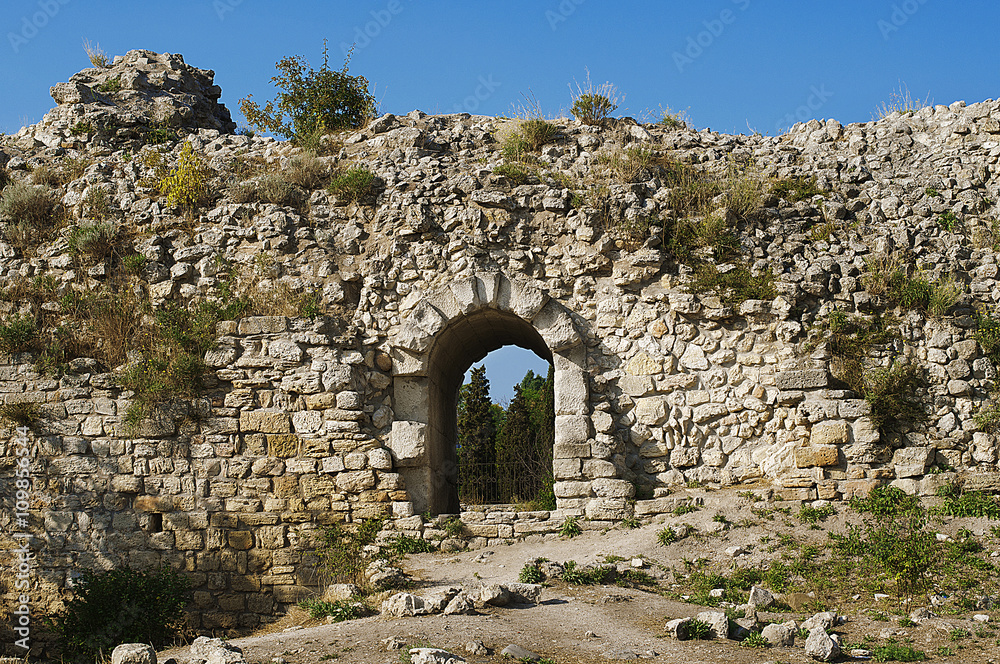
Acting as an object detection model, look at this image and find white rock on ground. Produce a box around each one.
[111,644,156,664]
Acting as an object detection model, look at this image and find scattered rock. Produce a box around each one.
[748,585,775,609]
[805,628,840,662]
[383,637,406,651]
[381,592,430,617]
[500,645,539,661]
[503,582,541,604]
[189,637,246,664]
[761,621,796,646]
[695,611,730,640]
[463,641,489,656]
[111,644,156,664]
[664,618,691,640]
[408,648,465,664]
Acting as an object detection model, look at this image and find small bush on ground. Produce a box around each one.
[283,153,329,189]
[933,482,1000,518]
[518,560,544,584]
[0,182,60,249]
[850,485,922,517]
[83,39,109,68]
[559,516,582,537]
[239,41,376,143]
[771,176,824,202]
[298,598,364,621]
[67,220,118,262]
[874,83,931,120]
[47,566,189,663]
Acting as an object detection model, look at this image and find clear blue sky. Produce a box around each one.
[2,0,998,400]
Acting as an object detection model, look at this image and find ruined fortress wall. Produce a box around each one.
[1,51,1000,629]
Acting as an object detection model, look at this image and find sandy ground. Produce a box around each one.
[160,489,1000,664]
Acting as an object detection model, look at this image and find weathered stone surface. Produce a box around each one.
[382,592,430,616]
[111,644,156,664]
[805,628,840,662]
[892,447,933,477]
[695,610,729,640]
[389,421,426,466]
[775,370,828,390]
[761,621,796,646]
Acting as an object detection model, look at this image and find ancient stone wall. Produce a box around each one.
[2,51,1000,631]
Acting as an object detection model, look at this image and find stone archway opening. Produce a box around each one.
[389,273,592,517]
[427,309,552,514]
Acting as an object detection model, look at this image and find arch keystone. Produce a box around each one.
[498,279,548,320]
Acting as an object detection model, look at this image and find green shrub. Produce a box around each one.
[0,401,40,427]
[283,153,329,189]
[671,502,698,516]
[97,76,122,94]
[938,210,959,232]
[657,526,678,546]
[601,146,654,184]
[686,263,776,305]
[386,534,436,556]
[934,482,1000,518]
[159,142,212,213]
[741,631,769,648]
[143,123,177,146]
[69,121,95,136]
[47,566,189,663]
[519,119,559,151]
[81,186,114,220]
[620,516,640,530]
[561,560,613,585]
[313,518,384,588]
[83,39,109,68]
[121,253,147,276]
[871,640,927,662]
[0,315,37,352]
[928,275,962,317]
[686,618,713,640]
[798,504,836,523]
[68,220,117,261]
[0,181,59,236]
[493,163,531,185]
[559,516,582,537]
[239,41,376,142]
[298,598,364,621]
[327,167,376,204]
[569,73,620,126]
[443,516,466,538]
[518,560,544,584]
[850,485,922,518]
[771,176,824,202]
[255,173,301,206]
[975,309,1000,367]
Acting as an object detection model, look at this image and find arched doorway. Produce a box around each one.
[389,273,592,515]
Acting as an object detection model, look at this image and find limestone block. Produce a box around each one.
[381,592,430,617]
[591,478,635,498]
[389,421,426,467]
[639,440,669,458]
[368,448,393,470]
[592,410,614,433]
[112,644,156,664]
[533,303,581,351]
[553,346,588,416]
[795,445,839,468]
[268,339,304,362]
[554,414,589,445]
[448,276,481,314]
[775,370,828,390]
[635,397,667,426]
[240,411,291,434]
[680,345,709,370]
[852,417,880,444]
[393,322,433,353]
[553,458,582,479]
[112,475,143,493]
[582,459,617,478]
[498,278,548,320]
[626,351,662,376]
[394,376,430,421]
[267,434,299,458]
[237,316,287,334]
[892,447,933,477]
[670,446,700,467]
[390,346,428,377]
[337,470,377,492]
[695,610,730,639]
[811,420,848,446]
[660,373,698,390]
[554,481,592,498]
[300,475,337,500]
[805,628,840,662]
[228,531,253,550]
[291,410,323,433]
[475,272,501,306]
[761,621,796,646]
[693,403,727,423]
[619,375,654,397]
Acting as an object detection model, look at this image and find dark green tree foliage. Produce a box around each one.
[457,365,497,502]
[47,566,189,662]
[458,365,555,508]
